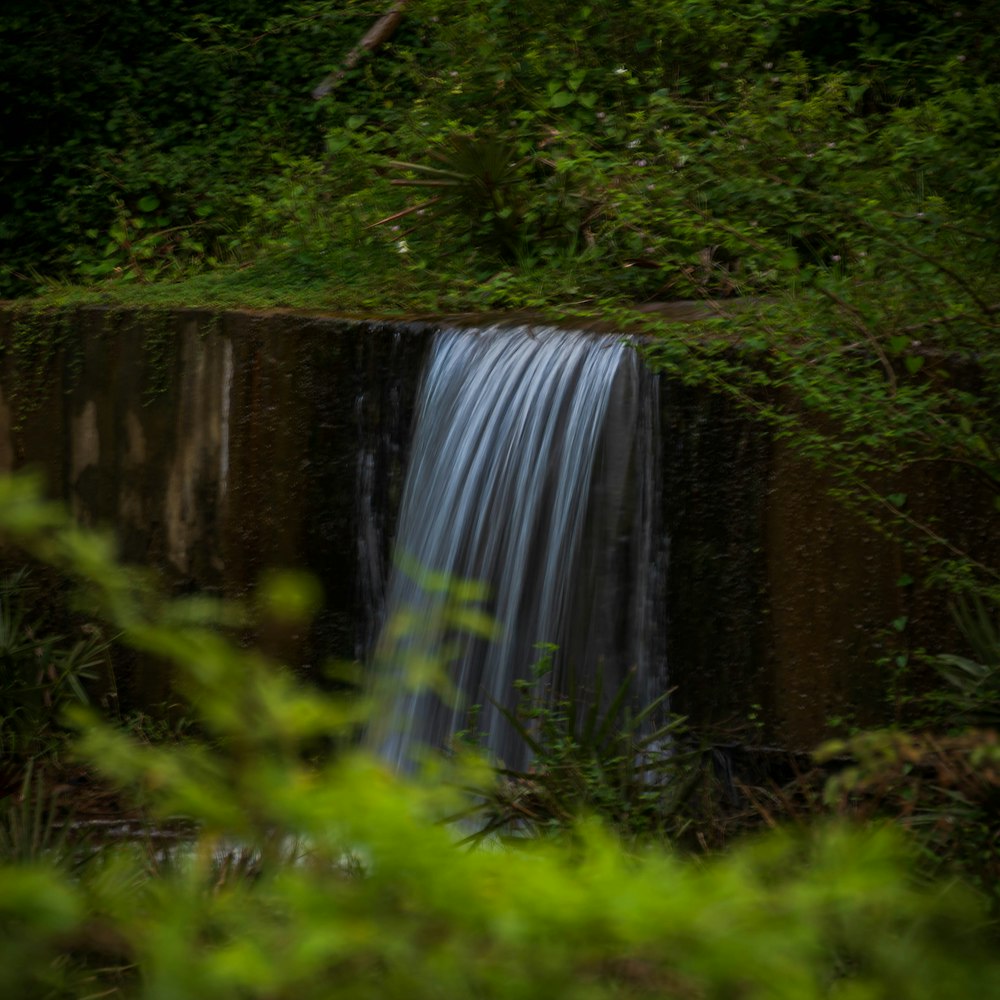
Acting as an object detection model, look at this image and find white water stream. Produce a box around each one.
[373,325,664,771]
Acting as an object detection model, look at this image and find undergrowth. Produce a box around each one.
[2,474,1000,998]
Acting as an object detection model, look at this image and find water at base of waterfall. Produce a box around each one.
[371,325,664,772]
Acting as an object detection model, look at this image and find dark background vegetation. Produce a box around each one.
[3,1,998,305]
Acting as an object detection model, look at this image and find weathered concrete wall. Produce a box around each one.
[0,305,989,745]
[0,307,433,705]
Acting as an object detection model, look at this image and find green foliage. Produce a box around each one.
[778,601,1000,908]
[816,727,1000,909]
[0,568,114,759]
[0,0,369,294]
[3,474,1000,998]
[929,597,1000,727]
[5,0,997,308]
[464,647,714,844]
[0,764,85,867]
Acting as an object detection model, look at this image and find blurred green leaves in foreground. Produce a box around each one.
[2,471,1000,1000]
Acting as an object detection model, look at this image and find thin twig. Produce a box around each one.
[815,284,897,393]
[364,197,441,229]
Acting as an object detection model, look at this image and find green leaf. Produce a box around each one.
[549,91,575,108]
[904,355,925,374]
[449,607,501,641]
[137,195,159,213]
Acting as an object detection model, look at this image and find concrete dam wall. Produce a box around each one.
[0,305,983,749]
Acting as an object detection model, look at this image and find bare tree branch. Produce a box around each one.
[312,0,411,99]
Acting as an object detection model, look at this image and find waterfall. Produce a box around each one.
[372,325,664,771]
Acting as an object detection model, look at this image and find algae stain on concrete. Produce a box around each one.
[164,321,231,576]
[71,400,101,520]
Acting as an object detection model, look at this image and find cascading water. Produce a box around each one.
[372,324,664,771]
